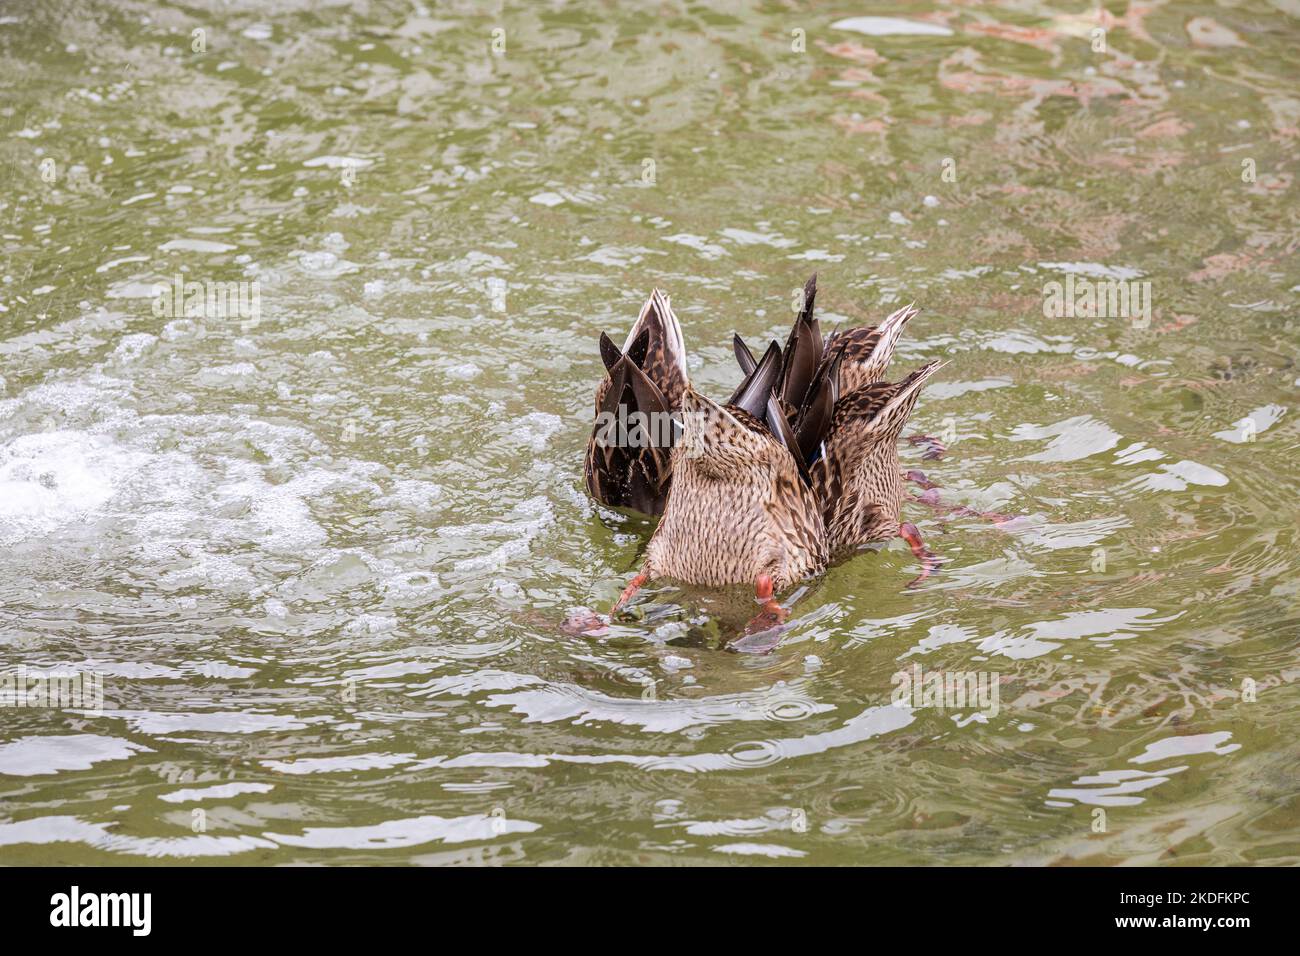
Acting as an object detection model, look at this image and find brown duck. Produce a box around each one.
[594,276,943,625]
[583,289,687,516]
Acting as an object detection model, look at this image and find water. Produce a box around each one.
[1,1,1297,865]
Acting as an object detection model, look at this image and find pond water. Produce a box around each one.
[0,1,1297,865]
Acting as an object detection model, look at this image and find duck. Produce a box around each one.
[590,276,944,629]
[583,289,688,516]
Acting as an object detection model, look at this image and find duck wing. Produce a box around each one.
[727,278,928,499]
[728,276,838,482]
[585,292,688,516]
[584,355,675,515]
[764,393,812,486]
[625,289,688,411]
[731,335,822,486]
[813,360,944,550]
[792,342,846,466]
[733,333,758,376]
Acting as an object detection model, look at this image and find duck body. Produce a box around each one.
[643,398,827,591]
[813,362,941,554]
[588,275,944,608]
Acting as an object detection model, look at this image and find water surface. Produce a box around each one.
[1,0,1297,865]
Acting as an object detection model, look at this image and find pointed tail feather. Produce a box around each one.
[596,359,630,417]
[839,302,920,393]
[765,393,812,486]
[867,302,919,373]
[728,340,782,420]
[858,360,944,441]
[625,326,651,369]
[599,331,622,372]
[793,345,844,463]
[779,276,823,410]
[733,333,757,376]
[624,289,688,408]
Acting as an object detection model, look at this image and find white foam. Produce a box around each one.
[0,431,142,545]
[111,332,157,362]
[443,496,554,574]
[0,349,396,592]
[516,411,562,451]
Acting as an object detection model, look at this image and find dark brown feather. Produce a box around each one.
[584,356,674,516]
[599,332,622,372]
[765,394,811,486]
[793,344,845,463]
[585,291,689,516]
[733,334,757,376]
[728,340,781,420]
[779,310,819,411]
[626,327,651,370]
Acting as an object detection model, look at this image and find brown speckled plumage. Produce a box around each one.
[586,275,944,593]
[583,290,687,516]
[643,391,827,590]
[813,362,943,553]
[831,302,921,395]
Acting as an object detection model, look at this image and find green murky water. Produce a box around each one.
[1,1,1297,865]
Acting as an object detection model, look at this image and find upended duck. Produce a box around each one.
[582,289,686,516]
[583,275,943,628]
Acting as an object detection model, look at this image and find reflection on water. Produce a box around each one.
[0,1,1297,865]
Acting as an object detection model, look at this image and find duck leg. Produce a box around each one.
[611,570,649,617]
[907,491,1013,526]
[905,469,940,490]
[907,434,947,460]
[728,573,789,653]
[744,573,789,635]
[561,569,650,636]
[899,521,942,587]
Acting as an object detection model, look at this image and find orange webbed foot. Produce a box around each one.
[899,521,943,588]
[610,570,649,618]
[561,608,610,637]
[905,469,940,491]
[565,570,651,636]
[742,573,789,637]
[907,434,947,460]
